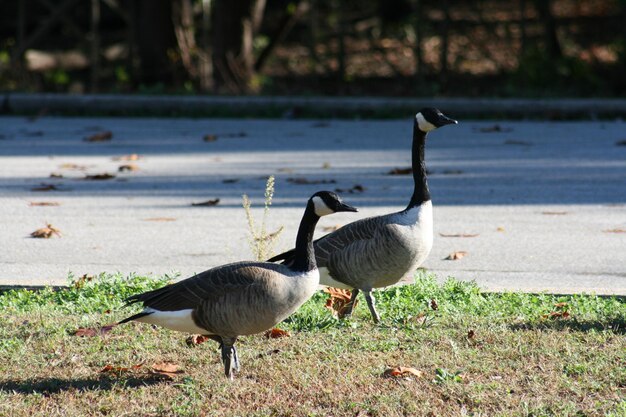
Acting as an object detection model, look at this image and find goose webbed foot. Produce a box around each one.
[363,290,380,323]
[219,337,239,379]
[341,288,360,318]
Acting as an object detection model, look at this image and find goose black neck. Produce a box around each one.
[407,124,431,209]
[290,203,320,272]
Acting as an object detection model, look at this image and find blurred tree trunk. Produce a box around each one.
[413,0,424,80]
[519,0,527,56]
[212,0,265,93]
[533,0,562,59]
[439,0,450,91]
[172,0,213,91]
[255,1,309,72]
[132,0,178,86]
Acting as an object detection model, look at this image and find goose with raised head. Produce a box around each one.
[268,108,457,323]
[119,191,357,379]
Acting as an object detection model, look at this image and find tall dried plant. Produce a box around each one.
[242,176,284,261]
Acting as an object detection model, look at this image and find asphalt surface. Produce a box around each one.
[1,116,625,294]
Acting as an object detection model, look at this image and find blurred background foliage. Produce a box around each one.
[0,0,624,97]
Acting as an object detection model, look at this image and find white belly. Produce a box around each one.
[137,308,209,334]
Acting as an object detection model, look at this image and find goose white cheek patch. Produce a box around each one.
[312,196,334,216]
[416,112,437,132]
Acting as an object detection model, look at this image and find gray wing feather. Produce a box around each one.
[125,262,278,312]
[313,216,384,266]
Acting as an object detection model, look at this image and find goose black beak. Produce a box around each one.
[337,202,358,213]
[437,114,458,126]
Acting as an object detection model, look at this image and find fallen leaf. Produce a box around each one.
[542,211,568,215]
[264,328,291,339]
[31,184,62,191]
[411,312,428,326]
[186,334,211,347]
[31,223,62,238]
[387,167,412,175]
[49,173,63,178]
[324,287,356,319]
[143,217,176,222]
[73,274,95,289]
[322,224,341,232]
[287,177,336,185]
[467,329,475,339]
[277,168,294,173]
[73,327,98,337]
[21,130,44,137]
[222,178,240,184]
[118,164,139,172]
[222,132,247,138]
[257,348,281,358]
[439,233,479,238]
[84,131,113,142]
[504,139,533,146]
[444,251,467,260]
[84,173,116,180]
[383,367,423,378]
[72,324,116,337]
[476,124,512,133]
[322,162,331,169]
[151,362,184,379]
[430,299,439,310]
[543,311,571,320]
[113,154,142,161]
[603,228,626,233]
[99,324,117,334]
[203,132,247,141]
[335,184,365,194]
[59,163,88,170]
[100,363,143,374]
[542,301,571,319]
[28,201,60,207]
[191,198,220,207]
[497,227,505,232]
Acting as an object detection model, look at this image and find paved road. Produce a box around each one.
[1,116,625,294]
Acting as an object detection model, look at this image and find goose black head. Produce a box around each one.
[310,191,358,217]
[415,108,458,133]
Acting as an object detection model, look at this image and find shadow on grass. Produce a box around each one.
[0,375,169,395]
[509,318,626,334]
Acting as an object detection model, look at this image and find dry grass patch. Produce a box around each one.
[0,273,624,416]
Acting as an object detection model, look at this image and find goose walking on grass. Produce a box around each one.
[119,191,357,379]
[268,108,457,323]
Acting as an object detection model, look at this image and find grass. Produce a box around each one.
[0,272,624,417]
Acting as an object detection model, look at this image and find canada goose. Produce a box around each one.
[268,108,457,323]
[119,191,357,379]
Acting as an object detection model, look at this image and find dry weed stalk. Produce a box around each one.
[242,176,284,261]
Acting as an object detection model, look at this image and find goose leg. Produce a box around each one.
[363,290,380,323]
[220,337,238,379]
[232,345,240,372]
[342,288,360,318]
